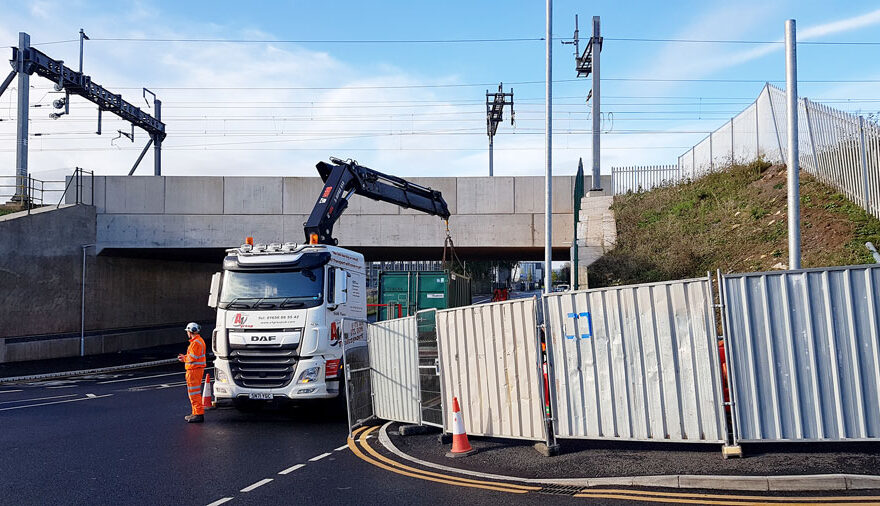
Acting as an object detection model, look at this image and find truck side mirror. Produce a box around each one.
[208,272,221,308]
[333,268,348,305]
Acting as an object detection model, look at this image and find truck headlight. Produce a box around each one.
[297,366,321,384]
[216,368,228,384]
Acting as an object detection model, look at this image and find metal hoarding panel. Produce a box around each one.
[722,265,880,442]
[368,316,420,425]
[436,298,546,441]
[545,278,727,443]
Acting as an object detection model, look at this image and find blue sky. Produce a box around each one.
[1,0,879,183]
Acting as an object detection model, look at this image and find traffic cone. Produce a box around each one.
[445,396,476,458]
[202,374,215,410]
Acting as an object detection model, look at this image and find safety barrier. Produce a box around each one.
[721,265,880,442]
[544,277,728,443]
[436,298,547,441]
[341,318,372,437]
[368,315,421,425]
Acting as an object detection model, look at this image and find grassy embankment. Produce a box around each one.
[588,160,880,287]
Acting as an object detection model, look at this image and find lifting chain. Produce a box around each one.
[441,220,466,275]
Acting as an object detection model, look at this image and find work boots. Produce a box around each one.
[184,414,204,423]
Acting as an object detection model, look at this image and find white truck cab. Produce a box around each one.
[208,241,366,408]
[206,157,450,410]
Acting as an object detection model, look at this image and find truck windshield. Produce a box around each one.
[219,268,324,310]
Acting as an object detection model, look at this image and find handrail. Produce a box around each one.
[0,167,94,215]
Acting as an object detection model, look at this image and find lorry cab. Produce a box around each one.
[208,241,366,408]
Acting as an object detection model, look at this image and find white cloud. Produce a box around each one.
[0,2,516,198]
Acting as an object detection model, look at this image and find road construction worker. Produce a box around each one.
[178,322,206,423]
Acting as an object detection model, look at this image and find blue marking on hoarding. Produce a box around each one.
[565,311,593,339]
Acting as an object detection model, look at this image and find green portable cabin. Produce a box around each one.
[376,270,472,321]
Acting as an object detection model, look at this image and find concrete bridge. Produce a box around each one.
[1,173,614,363]
[81,174,610,260]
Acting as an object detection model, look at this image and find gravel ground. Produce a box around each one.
[388,424,880,479]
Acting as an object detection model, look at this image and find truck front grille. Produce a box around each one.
[228,343,299,388]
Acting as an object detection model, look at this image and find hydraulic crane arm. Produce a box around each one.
[304,158,451,246]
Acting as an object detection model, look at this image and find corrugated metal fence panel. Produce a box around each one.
[436,298,545,441]
[368,316,420,425]
[545,278,727,443]
[722,265,880,442]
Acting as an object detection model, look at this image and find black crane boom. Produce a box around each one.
[304,158,450,245]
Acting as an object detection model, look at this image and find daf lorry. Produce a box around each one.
[207,158,450,409]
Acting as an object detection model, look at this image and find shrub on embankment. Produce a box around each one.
[588,160,880,288]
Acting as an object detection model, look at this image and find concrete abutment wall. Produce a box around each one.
[0,205,214,363]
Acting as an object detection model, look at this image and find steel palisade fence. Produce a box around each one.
[611,84,880,223]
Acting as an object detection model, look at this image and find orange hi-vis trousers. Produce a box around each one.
[186,368,205,416]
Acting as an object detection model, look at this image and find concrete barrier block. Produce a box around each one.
[531,213,575,246]
[105,177,165,214]
[514,176,574,214]
[183,215,226,246]
[282,177,324,215]
[456,177,514,214]
[223,215,284,245]
[335,214,448,248]
[347,193,400,215]
[165,177,223,214]
[98,214,186,248]
[224,177,283,214]
[281,215,309,244]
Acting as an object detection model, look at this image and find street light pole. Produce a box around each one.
[544,0,553,294]
[785,19,801,270]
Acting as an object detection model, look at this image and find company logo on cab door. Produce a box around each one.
[227,311,304,329]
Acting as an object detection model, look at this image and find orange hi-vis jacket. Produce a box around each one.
[185,334,207,370]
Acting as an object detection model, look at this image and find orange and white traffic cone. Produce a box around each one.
[445,396,476,458]
[202,373,215,410]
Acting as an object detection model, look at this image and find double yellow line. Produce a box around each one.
[348,426,880,505]
[347,426,540,494]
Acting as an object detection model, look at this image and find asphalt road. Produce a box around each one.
[0,364,637,506]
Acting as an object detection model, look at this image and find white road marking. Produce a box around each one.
[0,394,112,411]
[205,498,234,506]
[47,385,78,389]
[97,371,182,384]
[240,478,273,492]
[334,444,349,451]
[309,452,332,462]
[0,393,77,405]
[128,382,187,392]
[278,464,305,475]
[86,393,97,398]
[0,390,23,394]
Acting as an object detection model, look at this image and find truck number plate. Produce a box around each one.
[248,393,273,400]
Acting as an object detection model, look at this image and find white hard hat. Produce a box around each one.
[185,322,201,333]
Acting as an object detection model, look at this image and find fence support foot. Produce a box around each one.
[445,448,477,458]
[399,424,433,436]
[534,442,560,457]
[438,432,452,444]
[721,444,743,459]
